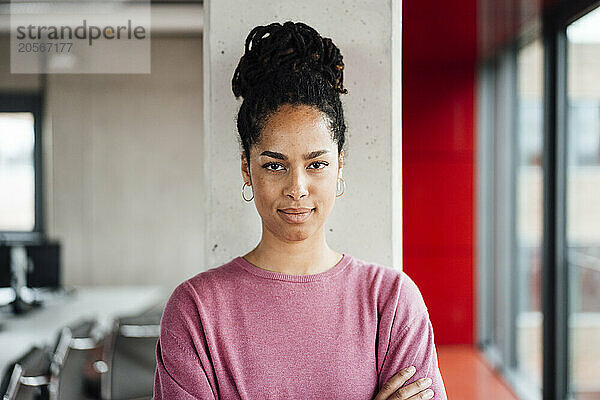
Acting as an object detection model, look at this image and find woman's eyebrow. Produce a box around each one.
[260,149,330,160]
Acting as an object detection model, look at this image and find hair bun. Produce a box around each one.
[232,21,347,99]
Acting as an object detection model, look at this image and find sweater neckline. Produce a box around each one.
[232,253,351,283]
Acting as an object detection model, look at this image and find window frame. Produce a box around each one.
[477,40,541,399]
[477,1,600,399]
[0,93,44,241]
[543,2,600,399]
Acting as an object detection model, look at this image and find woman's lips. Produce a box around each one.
[278,208,314,223]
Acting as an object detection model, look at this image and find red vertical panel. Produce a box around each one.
[403,0,476,345]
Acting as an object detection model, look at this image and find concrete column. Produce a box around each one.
[203,0,402,269]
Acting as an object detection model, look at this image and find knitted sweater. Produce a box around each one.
[154,253,447,399]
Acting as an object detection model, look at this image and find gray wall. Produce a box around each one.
[1,36,205,289]
[203,0,403,269]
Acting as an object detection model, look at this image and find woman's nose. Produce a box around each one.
[285,169,309,200]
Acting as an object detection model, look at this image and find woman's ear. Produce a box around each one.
[338,150,344,178]
[241,152,251,184]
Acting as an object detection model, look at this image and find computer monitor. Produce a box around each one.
[25,241,61,289]
[0,245,11,288]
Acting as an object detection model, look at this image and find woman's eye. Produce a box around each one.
[263,162,284,171]
[309,161,328,170]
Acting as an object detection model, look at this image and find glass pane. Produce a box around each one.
[492,61,507,361]
[0,112,35,231]
[566,6,600,398]
[515,38,543,392]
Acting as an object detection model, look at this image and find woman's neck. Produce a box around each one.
[242,238,342,275]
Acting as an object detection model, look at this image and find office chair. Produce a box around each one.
[101,311,161,400]
[0,345,51,400]
[48,319,104,400]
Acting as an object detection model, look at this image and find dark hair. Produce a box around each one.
[232,21,348,168]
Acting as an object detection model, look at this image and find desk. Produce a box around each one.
[0,286,167,374]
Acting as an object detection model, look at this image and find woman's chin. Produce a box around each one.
[281,228,311,242]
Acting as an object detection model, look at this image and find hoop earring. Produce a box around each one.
[336,177,345,197]
[241,182,254,202]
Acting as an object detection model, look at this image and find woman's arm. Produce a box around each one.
[153,282,218,399]
[378,310,447,399]
[154,329,216,399]
[376,272,448,399]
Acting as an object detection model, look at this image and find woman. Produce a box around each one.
[154,21,447,400]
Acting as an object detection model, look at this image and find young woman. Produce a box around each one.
[154,21,447,400]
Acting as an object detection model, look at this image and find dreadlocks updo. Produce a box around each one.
[232,21,348,167]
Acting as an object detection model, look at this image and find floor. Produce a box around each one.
[437,345,519,400]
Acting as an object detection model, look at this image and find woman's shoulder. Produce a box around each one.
[346,254,415,290]
[185,257,241,290]
[161,258,241,318]
[346,254,428,319]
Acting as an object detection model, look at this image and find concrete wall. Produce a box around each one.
[203,0,403,269]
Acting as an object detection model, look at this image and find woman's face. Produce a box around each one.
[241,104,343,243]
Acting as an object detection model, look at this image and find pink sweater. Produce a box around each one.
[154,253,447,399]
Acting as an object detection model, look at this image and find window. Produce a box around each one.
[0,94,43,236]
[515,38,544,393]
[477,2,600,400]
[477,38,545,399]
[566,7,600,397]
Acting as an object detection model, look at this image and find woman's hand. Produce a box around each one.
[373,366,434,400]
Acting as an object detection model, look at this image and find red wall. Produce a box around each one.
[402,0,477,345]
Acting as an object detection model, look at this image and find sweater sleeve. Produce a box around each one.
[153,282,217,400]
[377,272,448,399]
